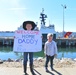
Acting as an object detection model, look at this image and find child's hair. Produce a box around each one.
[47,33,53,37]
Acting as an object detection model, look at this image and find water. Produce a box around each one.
[0,46,76,60]
[58,47,76,59]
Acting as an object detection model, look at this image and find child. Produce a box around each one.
[23,21,36,75]
[44,33,57,72]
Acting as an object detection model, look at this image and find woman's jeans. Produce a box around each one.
[23,52,33,66]
[45,55,54,69]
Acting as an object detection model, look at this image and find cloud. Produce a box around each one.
[8,7,27,11]
[2,0,28,19]
[0,0,21,8]
[7,7,28,18]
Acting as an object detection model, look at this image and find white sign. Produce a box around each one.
[13,30,42,52]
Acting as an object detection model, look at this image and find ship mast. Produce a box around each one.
[40,8,47,26]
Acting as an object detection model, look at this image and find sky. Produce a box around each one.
[0,0,76,32]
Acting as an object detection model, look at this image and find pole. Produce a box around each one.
[63,6,64,32]
[61,4,66,37]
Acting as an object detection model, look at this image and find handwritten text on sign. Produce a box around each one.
[13,30,42,52]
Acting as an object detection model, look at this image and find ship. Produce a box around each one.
[0,8,76,47]
[0,8,56,46]
[39,8,56,46]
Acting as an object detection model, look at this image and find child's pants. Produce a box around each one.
[45,55,54,69]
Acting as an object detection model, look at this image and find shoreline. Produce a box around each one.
[0,57,76,68]
[0,57,76,75]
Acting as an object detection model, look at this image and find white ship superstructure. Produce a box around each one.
[39,8,56,45]
[39,8,56,34]
[40,24,56,34]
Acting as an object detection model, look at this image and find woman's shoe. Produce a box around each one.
[23,72,28,75]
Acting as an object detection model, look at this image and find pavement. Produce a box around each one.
[0,67,76,75]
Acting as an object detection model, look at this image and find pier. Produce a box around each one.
[56,38,76,47]
[0,36,76,47]
[0,37,14,46]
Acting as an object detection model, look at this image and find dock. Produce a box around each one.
[56,38,76,47]
[0,36,76,47]
[0,37,14,46]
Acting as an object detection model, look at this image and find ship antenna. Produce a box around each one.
[40,8,47,25]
